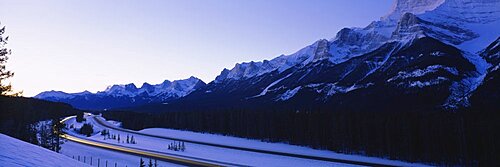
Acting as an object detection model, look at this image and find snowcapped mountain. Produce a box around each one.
[97,76,204,99]
[35,0,499,113]
[133,0,499,113]
[35,77,206,110]
[216,0,499,83]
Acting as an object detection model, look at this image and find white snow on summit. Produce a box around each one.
[214,0,499,85]
[98,76,205,98]
[35,77,205,100]
[35,90,94,100]
[419,0,500,52]
[382,0,446,21]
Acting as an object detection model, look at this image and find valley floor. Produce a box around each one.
[60,140,183,167]
[60,113,429,167]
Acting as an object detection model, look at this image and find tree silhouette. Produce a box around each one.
[79,123,93,137]
[148,158,153,167]
[139,158,145,167]
[76,112,85,122]
[0,22,20,96]
[51,118,65,152]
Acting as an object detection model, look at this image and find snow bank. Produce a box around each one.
[0,133,90,167]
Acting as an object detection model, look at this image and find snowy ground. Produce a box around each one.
[139,128,426,166]
[62,114,430,167]
[0,133,90,167]
[65,115,355,166]
[60,115,184,167]
[60,140,183,167]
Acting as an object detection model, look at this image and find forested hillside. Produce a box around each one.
[0,96,82,143]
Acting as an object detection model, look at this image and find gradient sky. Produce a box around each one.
[0,0,393,96]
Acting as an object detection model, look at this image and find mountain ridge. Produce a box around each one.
[36,0,499,112]
[35,76,206,110]
[127,0,499,112]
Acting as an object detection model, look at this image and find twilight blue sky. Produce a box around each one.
[0,0,393,96]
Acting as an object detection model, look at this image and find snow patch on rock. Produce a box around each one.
[387,65,459,82]
[276,86,302,101]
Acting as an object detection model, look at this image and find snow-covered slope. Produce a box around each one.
[35,77,206,110]
[0,133,90,167]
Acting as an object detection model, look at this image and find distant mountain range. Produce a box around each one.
[36,0,500,112]
[35,77,205,110]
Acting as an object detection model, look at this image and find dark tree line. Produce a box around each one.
[0,96,82,147]
[104,108,499,166]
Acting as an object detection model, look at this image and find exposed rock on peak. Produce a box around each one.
[383,0,445,21]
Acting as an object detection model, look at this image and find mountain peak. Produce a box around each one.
[34,90,73,99]
[35,77,206,110]
[186,76,202,82]
[383,0,445,21]
[141,82,152,87]
[124,83,137,90]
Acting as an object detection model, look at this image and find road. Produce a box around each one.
[91,115,396,167]
[61,116,241,167]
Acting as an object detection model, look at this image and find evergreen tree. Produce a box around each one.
[148,158,153,167]
[139,158,145,167]
[126,134,129,143]
[0,23,21,96]
[154,159,158,167]
[38,120,65,152]
[75,112,85,123]
[117,134,120,142]
[79,123,93,137]
[39,122,51,149]
[50,118,65,152]
[101,129,108,136]
[23,124,38,145]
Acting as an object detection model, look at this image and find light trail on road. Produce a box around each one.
[60,115,244,167]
